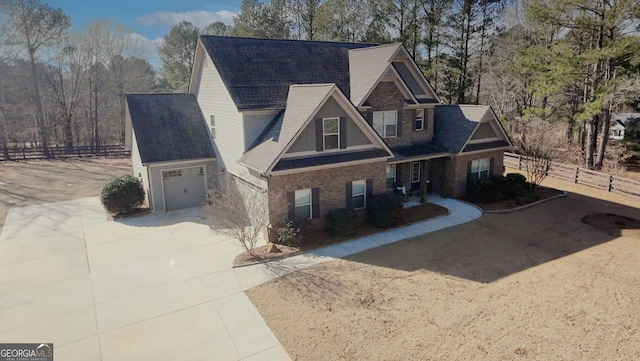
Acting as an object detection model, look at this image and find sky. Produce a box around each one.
[46,0,242,67]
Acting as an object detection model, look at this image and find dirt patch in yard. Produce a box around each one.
[0,158,132,234]
[246,175,640,360]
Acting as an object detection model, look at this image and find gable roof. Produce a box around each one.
[125,93,215,164]
[239,83,392,174]
[199,36,373,110]
[348,43,403,106]
[239,84,336,173]
[434,105,510,153]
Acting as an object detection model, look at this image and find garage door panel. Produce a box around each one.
[162,166,207,211]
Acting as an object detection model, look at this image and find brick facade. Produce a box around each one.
[364,81,434,147]
[268,161,387,226]
[450,150,505,197]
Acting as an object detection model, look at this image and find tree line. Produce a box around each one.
[1,0,639,170]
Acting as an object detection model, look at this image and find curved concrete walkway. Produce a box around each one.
[0,196,480,361]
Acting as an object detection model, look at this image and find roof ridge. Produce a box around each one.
[199,35,378,47]
[349,43,401,52]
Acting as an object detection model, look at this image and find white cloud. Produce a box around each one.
[136,10,236,28]
[122,33,163,68]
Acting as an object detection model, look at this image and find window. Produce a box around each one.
[352,180,366,210]
[294,188,312,219]
[209,114,215,139]
[386,165,396,189]
[411,162,421,183]
[323,117,339,150]
[162,170,182,179]
[415,109,424,131]
[373,111,397,138]
[470,158,491,179]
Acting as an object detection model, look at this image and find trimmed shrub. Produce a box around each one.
[325,209,359,237]
[367,192,403,228]
[466,178,497,203]
[100,175,145,214]
[275,218,310,246]
[506,173,527,186]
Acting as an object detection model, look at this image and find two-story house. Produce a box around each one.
[125,36,511,226]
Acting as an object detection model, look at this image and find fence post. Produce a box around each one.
[574,167,579,183]
[608,175,613,192]
[518,155,522,170]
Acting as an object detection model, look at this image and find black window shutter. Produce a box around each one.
[315,118,323,151]
[345,181,353,209]
[397,110,403,137]
[339,116,347,149]
[466,160,473,182]
[396,166,402,185]
[366,111,373,126]
[412,109,417,131]
[311,187,320,219]
[366,178,373,199]
[287,191,295,220]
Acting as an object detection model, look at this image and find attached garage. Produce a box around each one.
[162,166,207,211]
[125,93,217,212]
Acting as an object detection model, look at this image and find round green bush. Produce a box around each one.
[466,178,496,203]
[367,193,403,228]
[325,209,359,237]
[100,175,145,214]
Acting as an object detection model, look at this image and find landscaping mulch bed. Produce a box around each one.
[234,202,448,266]
[472,186,564,211]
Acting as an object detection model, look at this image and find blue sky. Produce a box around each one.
[46,0,241,66]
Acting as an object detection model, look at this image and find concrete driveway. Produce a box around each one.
[0,197,289,361]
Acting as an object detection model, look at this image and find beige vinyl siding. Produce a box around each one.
[130,128,151,208]
[470,122,499,140]
[286,97,372,154]
[194,43,245,178]
[243,111,279,151]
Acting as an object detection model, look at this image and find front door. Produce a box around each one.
[410,161,421,192]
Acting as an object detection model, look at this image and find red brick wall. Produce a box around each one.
[268,161,387,226]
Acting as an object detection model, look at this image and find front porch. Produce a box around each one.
[402,193,445,209]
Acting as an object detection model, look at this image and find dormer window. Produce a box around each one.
[323,117,340,150]
[373,111,397,138]
[415,109,424,131]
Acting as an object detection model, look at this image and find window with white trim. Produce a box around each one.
[415,109,424,131]
[373,111,397,138]
[294,188,312,219]
[470,158,491,179]
[209,114,215,139]
[352,180,366,210]
[411,162,421,183]
[386,165,396,189]
[323,117,339,150]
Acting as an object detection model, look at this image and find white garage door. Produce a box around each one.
[162,166,207,211]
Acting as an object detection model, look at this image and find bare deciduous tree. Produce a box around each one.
[513,120,566,190]
[205,173,283,257]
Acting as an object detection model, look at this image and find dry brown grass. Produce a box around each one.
[246,172,640,360]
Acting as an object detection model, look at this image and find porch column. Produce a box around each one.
[420,160,427,203]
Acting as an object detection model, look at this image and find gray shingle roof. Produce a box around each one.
[126,93,215,164]
[200,36,374,110]
[433,105,490,153]
[462,140,510,152]
[390,142,450,161]
[273,149,390,171]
